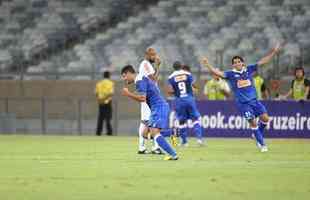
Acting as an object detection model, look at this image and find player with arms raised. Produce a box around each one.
[201,44,281,152]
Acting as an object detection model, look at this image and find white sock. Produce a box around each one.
[138,123,147,151]
[152,139,160,150]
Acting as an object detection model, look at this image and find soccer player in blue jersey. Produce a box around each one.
[121,65,178,160]
[201,44,281,152]
[167,62,204,146]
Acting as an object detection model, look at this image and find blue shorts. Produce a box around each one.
[148,103,170,129]
[175,97,201,123]
[237,99,267,121]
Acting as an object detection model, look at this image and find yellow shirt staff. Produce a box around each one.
[95,71,114,136]
[95,79,114,104]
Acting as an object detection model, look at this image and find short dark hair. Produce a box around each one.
[173,61,182,70]
[121,65,135,74]
[294,67,305,76]
[103,71,110,78]
[182,65,191,72]
[231,56,244,64]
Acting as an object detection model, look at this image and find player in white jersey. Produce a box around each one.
[137,47,162,154]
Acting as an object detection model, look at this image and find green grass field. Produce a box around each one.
[0,135,309,200]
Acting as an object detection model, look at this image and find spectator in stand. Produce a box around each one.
[253,72,269,100]
[283,67,309,101]
[203,71,230,100]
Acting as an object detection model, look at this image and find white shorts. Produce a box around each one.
[141,102,151,121]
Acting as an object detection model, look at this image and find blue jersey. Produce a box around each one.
[224,64,258,103]
[168,70,200,122]
[135,75,170,129]
[168,70,194,98]
[135,75,167,110]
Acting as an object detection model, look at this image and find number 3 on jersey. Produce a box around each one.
[178,82,187,95]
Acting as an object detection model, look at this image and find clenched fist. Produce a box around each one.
[122,87,130,97]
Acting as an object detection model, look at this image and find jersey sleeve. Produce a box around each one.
[247,63,258,74]
[304,79,310,87]
[223,70,233,80]
[140,61,155,76]
[136,79,147,96]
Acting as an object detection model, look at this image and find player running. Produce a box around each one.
[167,62,204,146]
[137,47,162,154]
[201,43,281,152]
[121,65,178,160]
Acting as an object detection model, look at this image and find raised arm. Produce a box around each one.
[152,55,161,81]
[257,43,281,66]
[192,83,199,94]
[201,57,225,78]
[219,80,231,98]
[144,56,161,82]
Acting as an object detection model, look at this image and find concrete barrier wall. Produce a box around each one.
[0,80,140,135]
[0,79,291,135]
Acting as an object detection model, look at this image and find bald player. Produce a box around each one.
[137,47,162,154]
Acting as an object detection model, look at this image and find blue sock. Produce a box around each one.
[155,135,177,157]
[160,129,172,137]
[193,121,203,140]
[252,127,265,146]
[258,121,267,133]
[179,127,188,144]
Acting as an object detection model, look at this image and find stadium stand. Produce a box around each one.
[0,0,157,73]
[0,0,309,80]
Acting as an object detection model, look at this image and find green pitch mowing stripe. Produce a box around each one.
[0,135,309,200]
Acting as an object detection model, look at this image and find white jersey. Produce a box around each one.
[138,59,155,121]
[139,60,155,77]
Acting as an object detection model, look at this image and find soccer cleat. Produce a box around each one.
[151,148,164,155]
[163,155,179,161]
[251,133,262,149]
[197,139,204,146]
[137,149,149,154]
[170,135,178,147]
[256,142,262,149]
[260,146,268,152]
